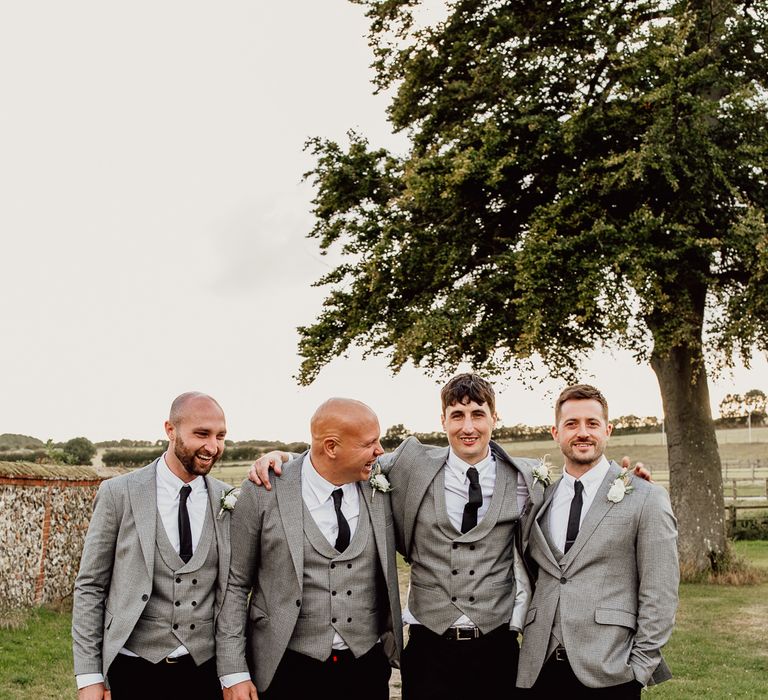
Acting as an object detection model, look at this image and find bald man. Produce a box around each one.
[216,398,402,700]
[72,392,232,700]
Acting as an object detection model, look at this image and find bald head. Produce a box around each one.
[310,398,384,486]
[169,392,223,426]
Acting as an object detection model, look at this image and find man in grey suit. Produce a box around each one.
[72,392,232,700]
[251,374,544,700]
[216,398,402,700]
[517,384,679,697]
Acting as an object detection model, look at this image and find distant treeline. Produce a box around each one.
[102,441,310,468]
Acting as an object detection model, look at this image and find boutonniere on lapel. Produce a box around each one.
[532,455,553,488]
[607,469,634,503]
[217,486,241,518]
[368,462,392,500]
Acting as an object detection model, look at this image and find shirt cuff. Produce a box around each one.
[220,672,252,689]
[76,673,105,690]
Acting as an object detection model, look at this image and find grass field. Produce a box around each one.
[1,543,766,699]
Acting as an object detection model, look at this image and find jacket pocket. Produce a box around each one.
[595,607,637,631]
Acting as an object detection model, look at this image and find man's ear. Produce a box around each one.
[323,437,338,459]
[550,425,558,441]
[164,420,175,442]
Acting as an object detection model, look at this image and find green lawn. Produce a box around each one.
[1,543,766,699]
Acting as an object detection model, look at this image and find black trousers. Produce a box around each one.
[107,653,221,700]
[261,644,391,700]
[401,624,520,700]
[530,652,642,699]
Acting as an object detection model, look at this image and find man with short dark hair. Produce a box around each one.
[72,392,231,700]
[516,384,679,697]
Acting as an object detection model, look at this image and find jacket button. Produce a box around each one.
[346,590,351,596]
[332,591,337,596]
[330,563,336,569]
[452,543,458,549]
[469,545,475,550]
[560,577,567,584]
[175,577,182,584]
[175,601,181,606]
[347,617,352,623]
[469,570,475,575]
[173,624,178,630]
[332,617,337,623]
[191,601,197,607]
[190,624,195,630]
[296,600,301,607]
[347,563,352,569]
[452,569,458,575]
[451,596,457,602]
[141,594,148,601]
[469,596,475,602]
[192,579,197,585]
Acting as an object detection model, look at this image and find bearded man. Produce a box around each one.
[72,392,232,700]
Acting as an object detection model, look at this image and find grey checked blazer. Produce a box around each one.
[379,437,545,628]
[71,459,232,679]
[215,453,403,691]
[516,461,679,689]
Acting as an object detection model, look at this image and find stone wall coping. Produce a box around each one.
[0,461,103,480]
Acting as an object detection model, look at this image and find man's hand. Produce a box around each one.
[78,683,111,700]
[223,680,259,700]
[248,451,290,491]
[621,456,653,482]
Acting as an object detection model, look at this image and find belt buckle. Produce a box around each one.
[455,627,480,641]
[164,656,180,664]
[554,647,567,662]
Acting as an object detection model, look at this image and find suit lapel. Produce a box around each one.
[205,477,231,601]
[359,480,388,575]
[127,460,159,580]
[403,448,447,555]
[275,454,306,588]
[530,480,563,571]
[560,462,622,569]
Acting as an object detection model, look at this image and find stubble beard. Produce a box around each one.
[174,437,220,477]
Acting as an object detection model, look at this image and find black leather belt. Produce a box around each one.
[443,626,482,641]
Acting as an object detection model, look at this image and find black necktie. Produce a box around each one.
[332,488,350,553]
[461,467,483,534]
[564,480,584,554]
[178,485,193,563]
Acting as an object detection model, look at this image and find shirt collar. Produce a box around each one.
[158,453,207,497]
[561,455,611,496]
[302,453,355,507]
[446,447,495,481]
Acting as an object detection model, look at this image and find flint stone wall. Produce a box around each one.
[0,462,106,611]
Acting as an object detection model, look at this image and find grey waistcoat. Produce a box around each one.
[288,491,381,661]
[124,502,219,664]
[539,507,566,653]
[408,467,520,634]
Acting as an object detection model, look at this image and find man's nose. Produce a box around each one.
[374,441,384,456]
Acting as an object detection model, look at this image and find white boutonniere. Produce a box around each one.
[607,470,634,503]
[369,462,392,499]
[532,455,553,487]
[218,486,240,518]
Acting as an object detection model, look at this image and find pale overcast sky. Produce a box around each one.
[1,2,766,443]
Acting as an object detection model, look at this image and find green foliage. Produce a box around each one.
[730,515,768,541]
[60,437,96,466]
[95,439,165,448]
[0,434,44,451]
[0,450,47,463]
[298,1,768,384]
[102,448,164,467]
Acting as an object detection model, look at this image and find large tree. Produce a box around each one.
[297,0,768,574]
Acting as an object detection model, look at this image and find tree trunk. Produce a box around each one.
[650,344,726,576]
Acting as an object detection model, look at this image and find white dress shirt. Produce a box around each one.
[77,455,208,690]
[221,454,361,689]
[547,455,611,553]
[403,447,529,629]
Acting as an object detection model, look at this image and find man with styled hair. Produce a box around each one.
[517,384,679,697]
[72,392,232,699]
[250,374,541,700]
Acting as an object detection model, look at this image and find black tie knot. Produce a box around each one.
[574,480,584,496]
